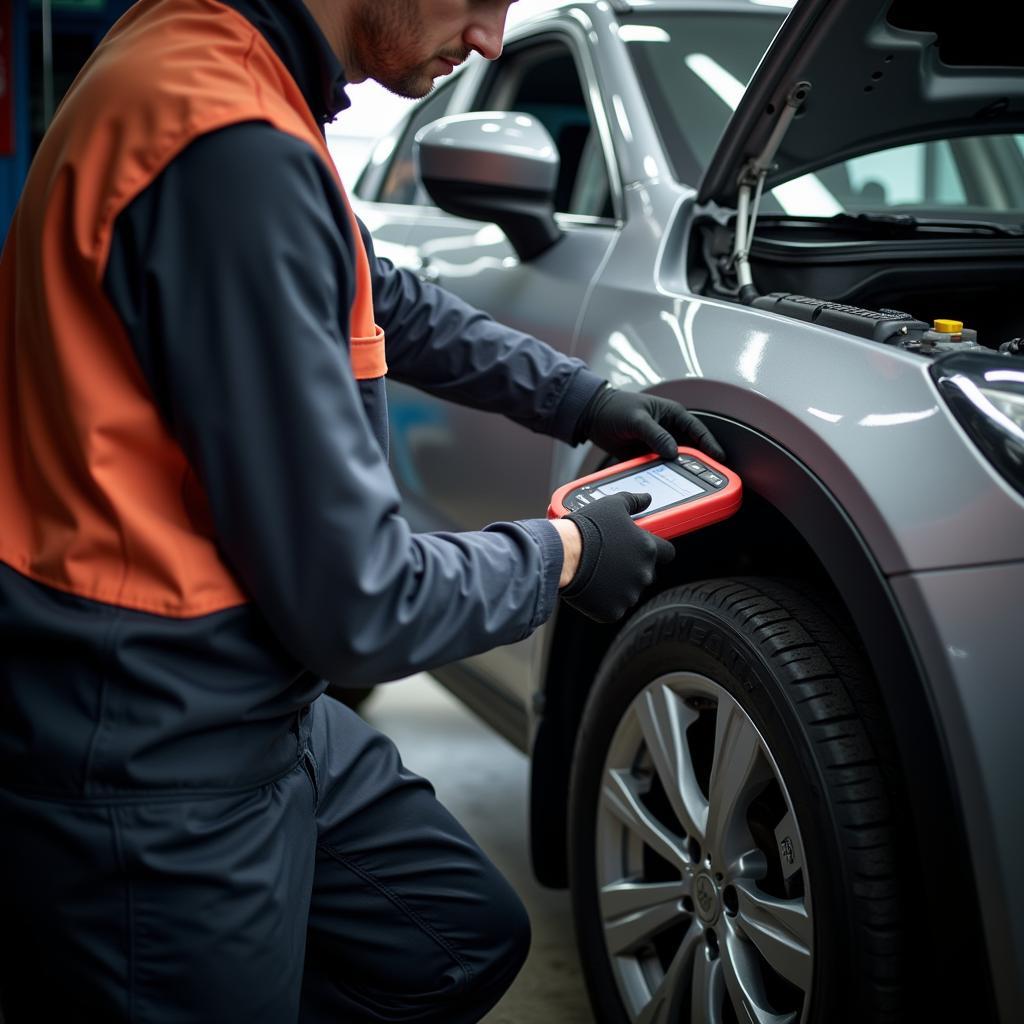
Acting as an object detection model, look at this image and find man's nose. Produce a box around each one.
[463,5,509,61]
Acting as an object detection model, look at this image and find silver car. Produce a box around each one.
[352,1,1024,1021]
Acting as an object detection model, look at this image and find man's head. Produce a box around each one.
[307,0,517,99]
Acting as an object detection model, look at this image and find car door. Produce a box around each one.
[357,27,622,711]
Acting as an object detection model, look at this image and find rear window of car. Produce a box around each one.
[621,11,783,187]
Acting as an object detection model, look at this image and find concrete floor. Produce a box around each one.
[363,674,596,1024]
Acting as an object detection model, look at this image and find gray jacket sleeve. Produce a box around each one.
[102,122,565,686]
[360,221,607,442]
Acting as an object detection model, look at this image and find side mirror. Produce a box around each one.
[414,112,563,262]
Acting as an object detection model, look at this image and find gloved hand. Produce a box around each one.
[574,385,727,463]
[561,492,675,623]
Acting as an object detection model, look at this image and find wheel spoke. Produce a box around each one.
[599,674,813,1024]
[690,946,724,1024]
[602,769,688,866]
[722,920,799,1024]
[635,682,709,844]
[733,881,812,992]
[636,921,702,1024]
[601,880,690,956]
[705,693,773,864]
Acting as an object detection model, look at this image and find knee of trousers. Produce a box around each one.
[397,873,531,1017]
[303,879,531,1024]
[456,873,532,1006]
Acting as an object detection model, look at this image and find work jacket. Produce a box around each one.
[0,0,605,796]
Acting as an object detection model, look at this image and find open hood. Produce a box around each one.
[696,0,1024,207]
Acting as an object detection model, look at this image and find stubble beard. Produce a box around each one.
[349,0,456,99]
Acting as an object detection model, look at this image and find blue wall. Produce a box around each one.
[1,3,29,239]
[1,1,135,238]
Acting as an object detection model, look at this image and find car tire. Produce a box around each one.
[568,577,904,1024]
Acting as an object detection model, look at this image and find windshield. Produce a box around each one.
[623,11,782,186]
[624,11,1024,220]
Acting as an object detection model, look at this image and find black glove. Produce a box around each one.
[561,492,675,623]
[575,385,727,464]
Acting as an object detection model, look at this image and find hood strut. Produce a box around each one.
[733,81,811,304]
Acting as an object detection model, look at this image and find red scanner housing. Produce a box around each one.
[548,447,742,540]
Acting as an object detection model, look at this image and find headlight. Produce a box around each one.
[931,352,1024,497]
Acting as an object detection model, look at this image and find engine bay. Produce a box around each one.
[689,215,1024,357]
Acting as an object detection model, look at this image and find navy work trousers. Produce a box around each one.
[0,695,530,1022]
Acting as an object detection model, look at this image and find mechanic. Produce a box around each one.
[0,0,726,1020]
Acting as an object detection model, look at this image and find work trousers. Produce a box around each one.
[0,695,530,1022]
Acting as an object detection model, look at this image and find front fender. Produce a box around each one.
[530,410,995,1020]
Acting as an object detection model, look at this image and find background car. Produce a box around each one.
[351,1,1024,1021]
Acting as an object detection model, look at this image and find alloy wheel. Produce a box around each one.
[596,672,813,1024]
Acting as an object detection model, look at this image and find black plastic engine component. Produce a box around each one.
[752,292,930,344]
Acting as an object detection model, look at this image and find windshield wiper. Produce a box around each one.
[831,212,1024,238]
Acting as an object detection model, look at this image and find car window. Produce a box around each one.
[622,11,784,187]
[478,39,614,219]
[773,134,1024,218]
[361,81,456,206]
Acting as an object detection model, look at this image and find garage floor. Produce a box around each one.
[363,675,596,1024]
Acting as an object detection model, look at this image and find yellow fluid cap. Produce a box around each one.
[934,318,964,334]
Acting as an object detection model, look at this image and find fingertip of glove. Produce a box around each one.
[700,436,728,464]
[624,491,653,515]
[652,433,679,461]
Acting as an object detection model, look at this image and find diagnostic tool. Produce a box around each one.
[548,448,742,539]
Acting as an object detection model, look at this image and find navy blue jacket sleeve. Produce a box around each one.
[360,221,606,442]
[103,122,565,686]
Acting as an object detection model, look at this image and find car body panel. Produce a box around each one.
[891,563,1024,1024]
[572,189,1024,575]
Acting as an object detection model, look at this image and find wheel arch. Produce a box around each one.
[529,413,995,1017]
